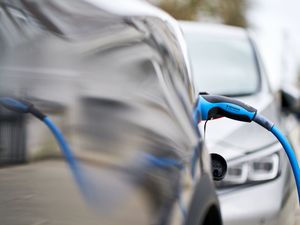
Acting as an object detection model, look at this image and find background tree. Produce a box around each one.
[157,0,249,28]
[159,0,203,20]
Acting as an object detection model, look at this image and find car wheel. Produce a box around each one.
[185,174,222,225]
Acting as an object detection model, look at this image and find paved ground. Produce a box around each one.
[0,160,299,225]
[0,160,150,225]
[0,161,100,225]
[296,210,300,225]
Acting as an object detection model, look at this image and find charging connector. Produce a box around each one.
[196,93,300,202]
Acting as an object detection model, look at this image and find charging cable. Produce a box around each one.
[2,93,298,217]
[0,97,93,199]
[0,97,188,219]
[195,93,300,202]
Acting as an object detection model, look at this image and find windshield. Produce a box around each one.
[184,32,260,96]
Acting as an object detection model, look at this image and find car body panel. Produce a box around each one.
[0,1,221,225]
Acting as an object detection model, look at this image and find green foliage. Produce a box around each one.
[159,0,249,27]
[159,0,203,20]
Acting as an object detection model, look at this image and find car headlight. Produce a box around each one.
[216,148,281,188]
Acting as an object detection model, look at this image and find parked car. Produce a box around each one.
[181,22,299,225]
[0,1,222,225]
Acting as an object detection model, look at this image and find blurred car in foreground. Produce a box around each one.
[181,22,300,225]
[0,1,222,225]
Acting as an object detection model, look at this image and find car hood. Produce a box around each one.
[202,92,281,161]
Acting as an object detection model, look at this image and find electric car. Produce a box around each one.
[181,22,300,225]
[0,1,222,225]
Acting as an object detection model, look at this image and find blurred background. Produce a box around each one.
[149,1,300,225]
[1,0,300,225]
[152,0,300,89]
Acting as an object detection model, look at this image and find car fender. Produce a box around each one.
[185,173,222,225]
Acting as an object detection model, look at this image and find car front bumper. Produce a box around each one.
[218,167,297,225]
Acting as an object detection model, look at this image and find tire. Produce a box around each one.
[185,173,222,225]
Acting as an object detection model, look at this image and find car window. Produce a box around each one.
[184,33,259,96]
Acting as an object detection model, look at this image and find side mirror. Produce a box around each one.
[281,85,300,114]
[211,153,227,181]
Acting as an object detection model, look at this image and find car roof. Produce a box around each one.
[86,0,170,18]
[179,21,249,40]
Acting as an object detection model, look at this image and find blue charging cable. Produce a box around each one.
[271,125,300,198]
[0,97,93,201]
[195,93,300,202]
[43,117,89,194]
[2,94,300,213]
[0,97,188,219]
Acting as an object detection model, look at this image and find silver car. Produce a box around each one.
[181,22,299,225]
[0,1,222,225]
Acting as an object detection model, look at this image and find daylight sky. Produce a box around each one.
[248,0,300,88]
